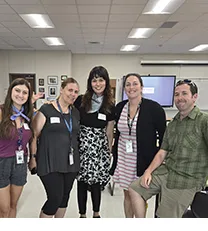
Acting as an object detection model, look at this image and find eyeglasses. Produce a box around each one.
[176,79,196,88]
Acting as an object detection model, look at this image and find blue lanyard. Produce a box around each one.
[17,120,23,150]
[56,100,72,134]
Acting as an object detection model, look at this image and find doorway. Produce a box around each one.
[9,73,36,93]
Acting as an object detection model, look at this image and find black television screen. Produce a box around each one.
[122,75,176,107]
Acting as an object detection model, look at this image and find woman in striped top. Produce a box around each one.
[110,73,166,218]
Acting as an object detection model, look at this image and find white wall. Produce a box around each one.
[0,50,72,108]
[1,51,208,118]
[72,54,208,118]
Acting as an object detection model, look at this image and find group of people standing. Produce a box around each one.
[0,66,208,218]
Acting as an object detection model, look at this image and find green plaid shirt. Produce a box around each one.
[155,106,208,189]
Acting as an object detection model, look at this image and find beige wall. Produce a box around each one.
[0,51,208,117]
[0,50,72,108]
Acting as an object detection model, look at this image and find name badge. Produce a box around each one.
[23,123,30,130]
[126,140,133,153]
[15,150,24,164]
[50,117,60,123]
[69,147,74,165]
[98,113,106,121]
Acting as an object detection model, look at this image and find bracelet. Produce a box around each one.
[30,154,36,158]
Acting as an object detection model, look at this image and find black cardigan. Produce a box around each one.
[110,98,166,177]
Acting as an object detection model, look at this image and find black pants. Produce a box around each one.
[39,172,77,216]
[77,181,101,214]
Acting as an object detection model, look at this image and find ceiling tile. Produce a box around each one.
[80,15,108,22]
[82,28,105,34]
[77,0,111,4]
[133,21,163,28]
[0,0,208,54]
[6,0,41,4]
[78,5,110,14]
[109,14,138,22]
[44,5,77,14]
[50,14,79,22]
[177,4,208,13]
[112,0,148,4]
[10,4,46,14]
[81,22,107,28]
[0,27,11,32]
[0,14,22,22]
[107,22,134,29]
[53,22,80,28]
[0,5,16,13]
[110,5,144,14]
[9,27,38,37]
[1,21,30,28]
[41,0,75,4]
[168,13,203,22]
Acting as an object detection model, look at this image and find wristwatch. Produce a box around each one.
[30,154,36,158]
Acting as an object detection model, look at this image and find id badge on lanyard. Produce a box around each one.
[16,125,24,164]
[126,140,133,153]
[16,150,24,164]
[69,147,74,165]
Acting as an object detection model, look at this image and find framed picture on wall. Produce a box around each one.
[48,86,57,97]
[39,78,44,86]
[48,76,58,85]
[38,88,45,99]
[38,87,45,93]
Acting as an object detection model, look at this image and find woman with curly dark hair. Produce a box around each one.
[74,66,115,218]
[0,78,34,218]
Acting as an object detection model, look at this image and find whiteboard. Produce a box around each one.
[172,78,208,110]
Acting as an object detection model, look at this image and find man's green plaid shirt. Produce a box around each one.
[154,106,208,189]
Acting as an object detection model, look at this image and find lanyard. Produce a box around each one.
[17,119,23,150]
[56,100,72,134]
[127,103,140,136]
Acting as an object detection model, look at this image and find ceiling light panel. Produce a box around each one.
[189,44,208,52]
[128,28,157,38]
[20,14,54,28]
[120,45,140,51]
[142,0,186,14]
[42,37,65,46]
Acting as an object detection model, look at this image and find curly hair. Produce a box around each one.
[81,66,114,114]
[0,78,34,139]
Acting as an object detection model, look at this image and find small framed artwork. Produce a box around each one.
[61,75,68,81]
[48,86,57,97]
[39,87,45,93]
[38,87,45,99]
[39,78,44,86]
[48,76,58,85]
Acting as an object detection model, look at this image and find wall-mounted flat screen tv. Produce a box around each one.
[122,75,176,107]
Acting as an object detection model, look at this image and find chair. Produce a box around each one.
[182,191,208,218]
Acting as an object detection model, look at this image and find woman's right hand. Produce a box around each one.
[28,158,37,171]
[140,170,152,189]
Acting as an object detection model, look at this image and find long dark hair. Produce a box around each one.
[81,66,114,114]
[0,78,34,139]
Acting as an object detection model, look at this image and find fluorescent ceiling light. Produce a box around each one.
[143,0,185,14]
[128,28,157,39]
[120,45,140,52]
[152,0,172,13]
[20,14,54,28]
[189,45,208,52]
[42,37,65,46]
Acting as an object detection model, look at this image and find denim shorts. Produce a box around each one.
[0,156,28,188]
